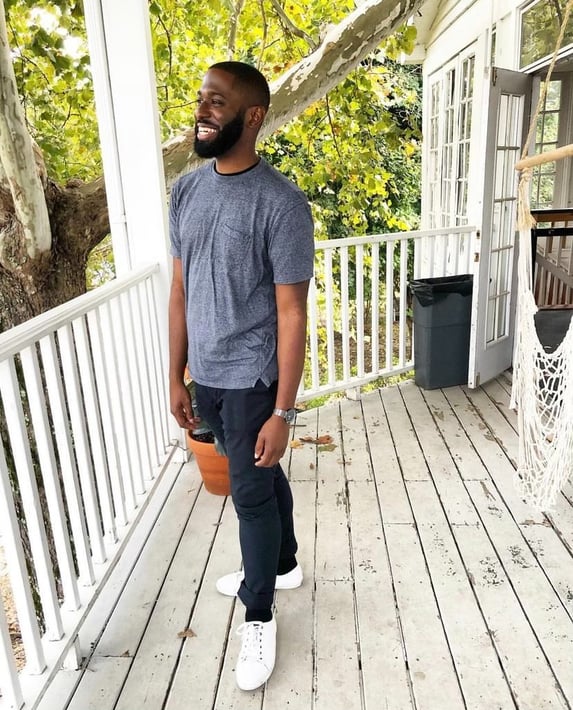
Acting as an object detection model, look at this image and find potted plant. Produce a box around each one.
[184,376,231,496]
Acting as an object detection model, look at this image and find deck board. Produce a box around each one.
[47,379,573,710]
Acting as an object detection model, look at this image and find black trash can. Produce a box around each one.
[409,274,473,390]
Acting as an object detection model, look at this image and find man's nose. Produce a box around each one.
[196,99,210,120]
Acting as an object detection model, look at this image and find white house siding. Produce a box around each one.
[419,0,529,232]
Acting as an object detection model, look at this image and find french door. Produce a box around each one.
[468,68,532,387]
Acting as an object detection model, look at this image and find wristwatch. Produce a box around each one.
[273,407,297,424]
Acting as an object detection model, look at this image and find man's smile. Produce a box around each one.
[196,123,218,139]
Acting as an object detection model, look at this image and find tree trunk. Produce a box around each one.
[0,178,109,332]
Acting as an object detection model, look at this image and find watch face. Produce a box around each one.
[285,408,297,424]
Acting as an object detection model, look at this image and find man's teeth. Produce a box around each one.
[198,126,217,136]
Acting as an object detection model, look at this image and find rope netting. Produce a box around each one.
[510,0,573,509]
[511,173,573,509]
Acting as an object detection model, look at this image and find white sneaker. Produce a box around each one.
[216,564,303,597]
[235,617,277,691]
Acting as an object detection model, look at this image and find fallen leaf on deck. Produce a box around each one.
[318,444,337,452]
[121,650,130,657]
[309,463,315,469]
[177,628,196,638]
[299,434,334,445]
[290,439,303,448]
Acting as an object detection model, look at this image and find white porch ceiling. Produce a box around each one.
[408,0,442,62]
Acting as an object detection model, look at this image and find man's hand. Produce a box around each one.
[170,380,201,430]
[254,415,290,467]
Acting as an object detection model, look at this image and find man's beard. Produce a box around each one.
[194,111,245,159]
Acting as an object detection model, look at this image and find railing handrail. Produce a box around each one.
[0,263,159,360]
[315,226,476,250]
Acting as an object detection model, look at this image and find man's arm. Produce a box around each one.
[169,257,198,430]
[254,280,310,467]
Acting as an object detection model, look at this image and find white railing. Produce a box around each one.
[0,226,476,708]
[299,226,476,401]
[0,264,172,710]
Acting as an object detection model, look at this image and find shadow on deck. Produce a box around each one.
[39,375,573,710]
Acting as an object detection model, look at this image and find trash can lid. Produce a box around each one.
[409,274,473,306]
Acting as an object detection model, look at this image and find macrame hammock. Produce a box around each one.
[511,0,573,510]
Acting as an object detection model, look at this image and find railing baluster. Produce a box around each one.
[340,247,351,382]
[356,244,365,378]
[72,317,117,544]
[399,239,409,367]
[20,345,80,610]
[0,594,23,709]
[385,240,395,370]
[0,435,45,674]
[307,278,320,391]
[371,243,380,373]
[324,249,336,387]
[0,359,63,642]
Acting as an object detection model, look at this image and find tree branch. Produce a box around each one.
[228,0,246,59]
[269,0,317,51]
[325,94,342,159]
[257,0,269,69]
[0,1,51,259]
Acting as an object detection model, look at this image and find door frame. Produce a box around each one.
[468,67,532,388]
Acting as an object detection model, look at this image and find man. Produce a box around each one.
[168,61,314,691]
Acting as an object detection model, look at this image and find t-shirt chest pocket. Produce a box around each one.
[217,223,254,265]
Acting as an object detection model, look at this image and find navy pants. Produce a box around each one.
[194,380,298,611]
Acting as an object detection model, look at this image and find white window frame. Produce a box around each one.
[519,0,573,73]
[425,47,477,229]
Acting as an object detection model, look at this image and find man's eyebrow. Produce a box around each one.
[197,89,226,98]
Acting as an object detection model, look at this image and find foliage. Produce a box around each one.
[261,51,421,240]
[5,0,98,183]
[4,0,422,284]
[148,0,358,140]
[86,235,115,288]
[520,0,573,68]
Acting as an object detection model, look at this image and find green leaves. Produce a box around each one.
[4,0,421,254]
[6,0,97,182]
[261,58,421,240]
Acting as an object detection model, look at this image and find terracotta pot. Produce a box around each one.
[186,431,231,496]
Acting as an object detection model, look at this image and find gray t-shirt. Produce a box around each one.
[169,158,315,389]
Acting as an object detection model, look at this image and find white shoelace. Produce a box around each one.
[236,621,265,662]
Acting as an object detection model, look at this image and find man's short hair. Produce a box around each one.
[209,61,271,110]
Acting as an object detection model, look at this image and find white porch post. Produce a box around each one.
[83,0,170,275]
[83,0,183,451]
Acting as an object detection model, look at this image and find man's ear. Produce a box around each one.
[246,105,266,129]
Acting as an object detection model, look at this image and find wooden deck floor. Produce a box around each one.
[40,375,573,710]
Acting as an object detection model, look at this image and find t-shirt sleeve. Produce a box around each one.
[268,198,315,284]
[169,180,182,259]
